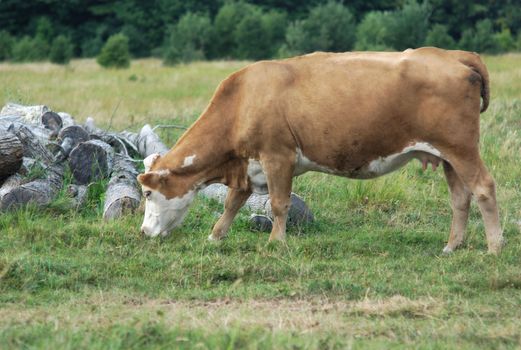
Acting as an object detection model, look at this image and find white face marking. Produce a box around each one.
[247,159,268,194]
[143,153,161,172]
[140,187,196,237]
[294,143,444,179]
[182,154,196,168]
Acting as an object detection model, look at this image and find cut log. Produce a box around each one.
[199,184,314,231]
[84,117,138,156]
[54,125,90,162]
[41,111,63,138]
[103,154,141,220]
[135,124,169,157]
[0,174,23,200]
[66,184,88,208]
[0,103,49,124]
[69,139,114,185]
[0,126,63,211]
[0,130,23,183]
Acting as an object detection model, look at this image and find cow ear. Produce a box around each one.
[143,153,161,172]
[137,171,168,189]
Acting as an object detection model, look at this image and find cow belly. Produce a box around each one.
[294,143,444,179]
[247,143,443,194]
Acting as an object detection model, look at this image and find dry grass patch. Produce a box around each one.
[0,294,442,335]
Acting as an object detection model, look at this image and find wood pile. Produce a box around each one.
[0,103,313,231]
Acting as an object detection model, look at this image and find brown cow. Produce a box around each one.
[138,47,504,254]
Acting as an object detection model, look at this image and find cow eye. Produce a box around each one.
[144,190,152,199]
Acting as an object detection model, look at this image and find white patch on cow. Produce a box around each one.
[182,154,196,168]
[294,148,333,176]
[140,188,196,237]
[247,159,268,194]
[143,153,161,172]
[363,142,443,178]
[293,143,444,179]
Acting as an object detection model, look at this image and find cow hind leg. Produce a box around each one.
[447,153,504,254]
[261,155,295,242]
[442,161,471,254]
[208,188,252,241]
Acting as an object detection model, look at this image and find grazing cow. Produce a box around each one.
[138,47,504,254]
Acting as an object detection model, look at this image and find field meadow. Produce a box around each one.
[0,55,520,349]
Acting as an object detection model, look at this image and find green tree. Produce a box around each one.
[355,11,393,51]
[284,1,356,55]
[459,19,498,53]
[49,35,73,64]
[163,12,214,65]
[424,24,456,49]
[213,2,255,58]
[494,28,515,53]
[11,36,49,62]
[386,0,431,50]
[0,30,14,60]
[97,33,130,68]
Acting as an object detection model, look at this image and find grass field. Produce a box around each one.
[1,55,521,349]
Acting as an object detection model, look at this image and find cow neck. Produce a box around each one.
[160,106,236,188]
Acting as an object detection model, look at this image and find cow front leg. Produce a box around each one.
[442,161,471,254]
[262,156,295,242]
[209,188,251,241]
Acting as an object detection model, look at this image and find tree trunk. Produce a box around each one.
[103,154,141,220]
[0,130,23,183]
[69,139,114,185]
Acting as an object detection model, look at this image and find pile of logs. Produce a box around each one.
[0,103,313,231]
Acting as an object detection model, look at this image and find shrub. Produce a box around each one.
[355,11,393,51]
[424,24,456,49]
[458,19,498,53]
[234,9,287,60]
[97,33,130,68]
[285,1,356,55]
[34,17,54,44]
[386,0,431,50]
[163,12,213,65]
[494,28,515,53]
[49,35,73,64]
[11,36,49,62]
[0,30,14,60]
[214,2,255,58]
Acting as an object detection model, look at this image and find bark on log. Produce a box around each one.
[0,103,49,124]
[84,117,138,156]
[103,154,141,220]
[66,184,88,208]
[0,174,23,200]
[55,125,90,162]
[0,126,64,211]
[69,139,114,185]
[199,184,314,231]
[41,111,63,138]
[0,130,23,183]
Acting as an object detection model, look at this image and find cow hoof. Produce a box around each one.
[442,245,453,255]
[208,234,222,242]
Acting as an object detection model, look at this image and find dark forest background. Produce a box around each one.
[1,0,520,64]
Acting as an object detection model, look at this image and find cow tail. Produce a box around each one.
[458,52,490,113]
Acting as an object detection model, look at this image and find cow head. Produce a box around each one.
[137,153,197,237]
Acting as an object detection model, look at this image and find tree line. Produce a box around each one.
[0,0,520,66]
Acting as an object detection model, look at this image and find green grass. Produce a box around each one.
[1,56,521,349]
